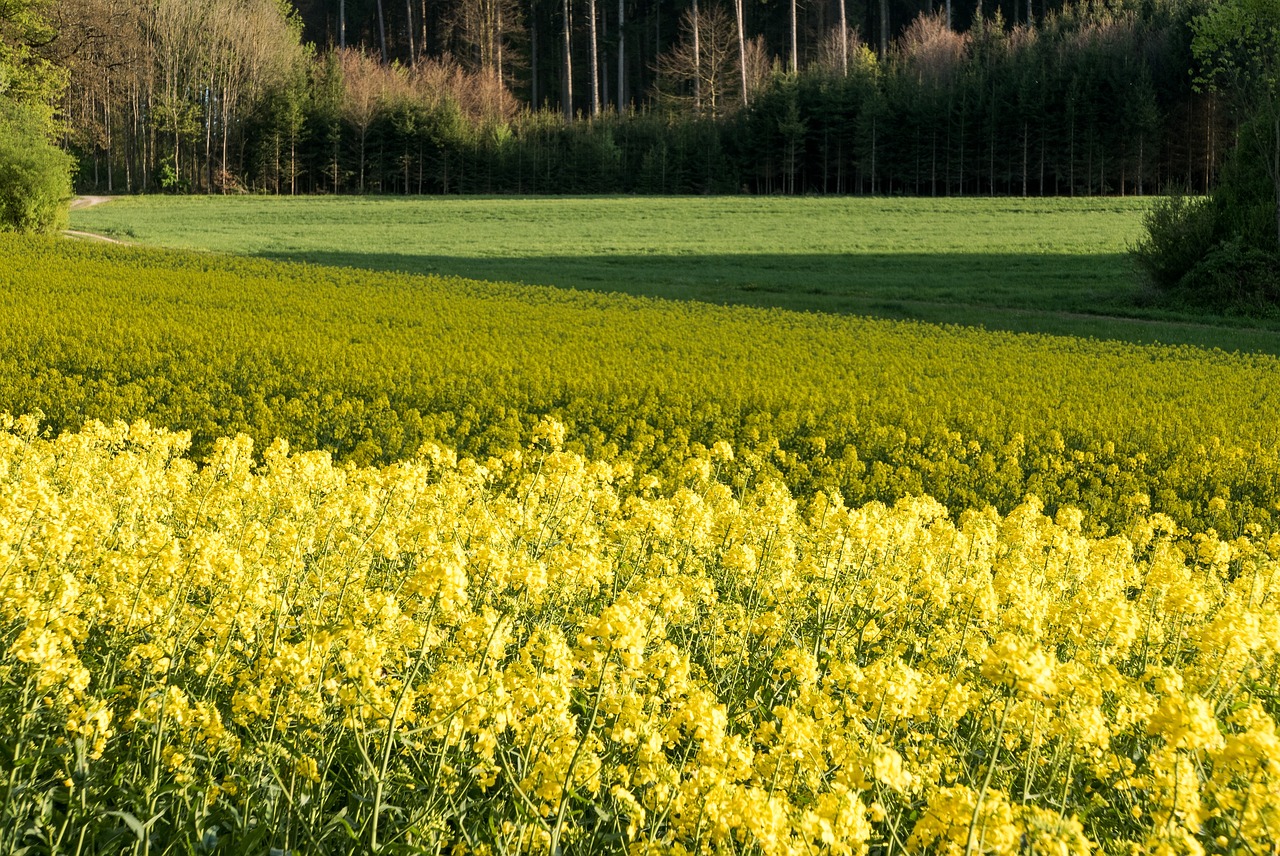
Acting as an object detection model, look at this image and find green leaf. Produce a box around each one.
[105,810,159,842]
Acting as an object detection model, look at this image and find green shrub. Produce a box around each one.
[1131,190,1216,289]
[1134,116,1280,314]
[0,102,73,234]
[1180,237,1280,313]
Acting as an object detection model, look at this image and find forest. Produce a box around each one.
[46,0,1228,196]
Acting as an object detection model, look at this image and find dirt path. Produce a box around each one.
[65,196,126,243]
[70,195,115,211]
[64,229,125,244]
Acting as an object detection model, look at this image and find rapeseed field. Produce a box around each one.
[2,416,1278,853]
[2,234,1280,852]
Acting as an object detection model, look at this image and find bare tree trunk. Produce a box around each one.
[870,114,876,193]
[406,0,416,61]
[1021,122,1028,197]
[106,78,114,193]
[879,0,888,57]
[1069,112,1075,195]
[1137,134,1144,195]
[205,78,214,193]
[126,95,134,193]
[563,0,574,120]
[617,0,625,110]
[1205,95,1213,193]
[221,83,231,191]
[789,0,797,74]
[734,0,747,105]
[377,0,388,62]
[133,86,142,191]
[946,0,952,28]
[1273,112,1280,247]
[588,0,600,115]
[838,0,847,75]
[693,0,701,111]
[340,0,346,49]
[532,17,540,106]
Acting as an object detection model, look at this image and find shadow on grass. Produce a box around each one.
[253,248,1280,355]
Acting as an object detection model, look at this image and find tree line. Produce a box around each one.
[48,0,1230,197]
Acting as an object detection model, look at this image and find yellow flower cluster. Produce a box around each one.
[2,415,1279,853]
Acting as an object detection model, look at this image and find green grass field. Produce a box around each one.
[72,194,1280,354]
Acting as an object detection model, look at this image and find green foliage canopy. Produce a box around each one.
[0,101,71,233]
[0,0,71,232]
[1193,0,1280,246]
[0,0,64,123]
[1134,0,1280,311]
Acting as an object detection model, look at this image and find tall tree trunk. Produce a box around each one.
[838,0,847,75]
[693,0,701,111]
[870,114,876,193]
[789,0,797,73]
[340,0,346,49]
[588,0,600,115]
[1137,134,1144,195]
[734,0,747,105]
[221,81,231,191]
[532,17,540,106]
[879,0,888,57]
[1021,122,1028,197]
[106,78,114,193]
[1205,96,1213,193]
[205,76,215,193]
[406,0,415,61]
[600,4,608,105]
[1273,113,1280,247]
[946,0,952,29]
[563,0,574,120]
[617,0,625,110]
[134,86,142,191]
[377,0,388,62]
